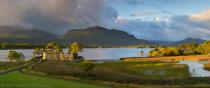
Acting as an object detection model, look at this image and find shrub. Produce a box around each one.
[149,47,183,56]
[79,61,95,73]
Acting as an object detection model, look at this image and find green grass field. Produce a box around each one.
[0,62,25,71]
[0,71,105,88]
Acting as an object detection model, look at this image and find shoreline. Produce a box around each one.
[121,55,210,61]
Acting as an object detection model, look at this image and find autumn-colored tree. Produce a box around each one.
[197,41,210,55]
[149,47,182,56]
[69,42,83,59]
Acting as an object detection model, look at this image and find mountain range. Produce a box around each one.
[0,26,206,46]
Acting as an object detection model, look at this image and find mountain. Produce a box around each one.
[172,38,205,45]
[61,26,152,46]
[0,26,57,43]
[0,26,153,46]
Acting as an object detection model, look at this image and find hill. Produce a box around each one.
[172,38,205,45]
[61,26,152,46]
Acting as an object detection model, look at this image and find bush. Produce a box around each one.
[149,47,183,56]
[79,61,95,73]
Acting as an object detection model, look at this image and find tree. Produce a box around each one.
[7,51,25,62]
[178,43,198,55]
[45,42,60,49]
[69,42,83,59]
[197,41,210,55]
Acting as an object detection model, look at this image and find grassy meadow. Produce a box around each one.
[32,60,190,85]
[0,71,105,88]
[0,61,25,71]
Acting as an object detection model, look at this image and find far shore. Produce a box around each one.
[121,55,210,61]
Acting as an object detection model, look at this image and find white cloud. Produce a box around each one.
[114,9,210,41]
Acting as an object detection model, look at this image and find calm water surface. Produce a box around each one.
[179,61,210,77]
[0,48,152,61]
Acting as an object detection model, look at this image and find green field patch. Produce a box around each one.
[0,62,24,71]
[0,71,105,88]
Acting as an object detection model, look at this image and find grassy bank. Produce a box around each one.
[33,60,190,85]
[0,61,25,71]
[0,71,105,88]
[204,63,210,71]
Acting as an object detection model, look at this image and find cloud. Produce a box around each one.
[161,10,173,15]
[0,0,210,41]
[0,0,111,34]
[130,11,156,17]
[190,10,210,21]
[115,9,210,41]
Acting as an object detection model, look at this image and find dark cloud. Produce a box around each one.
[0,0,113,34]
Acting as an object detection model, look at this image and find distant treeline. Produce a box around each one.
[0,42,110,49]
[0,42,67,49]
[149,41,210,56]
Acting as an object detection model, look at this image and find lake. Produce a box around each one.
[0,48,152,61]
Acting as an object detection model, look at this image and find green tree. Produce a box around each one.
[69,42,83,59]
[7,51,25,62]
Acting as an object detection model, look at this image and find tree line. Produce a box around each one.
[149,41,210,56]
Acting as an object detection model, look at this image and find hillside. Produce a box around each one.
[0,26,57,43]
[61,26,152,46]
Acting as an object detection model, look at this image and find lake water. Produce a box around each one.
[0,48,152,61]
[179,61,210,77]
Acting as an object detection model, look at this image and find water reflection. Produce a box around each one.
[179,61,210,77]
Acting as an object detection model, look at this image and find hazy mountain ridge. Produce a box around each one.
[172,38,206,45]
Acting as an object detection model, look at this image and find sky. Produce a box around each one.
[0,0,210,41]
